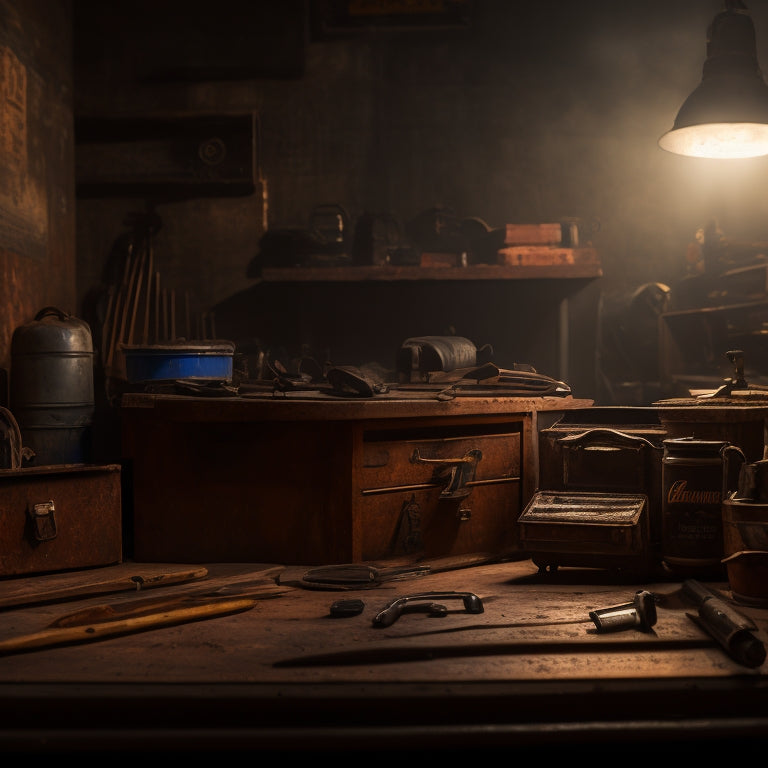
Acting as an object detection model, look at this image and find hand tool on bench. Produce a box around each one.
[278,563,430,590]
[680,579,765,668]
[0,564,210,611]
[651,579,766,668]
[305,563,431,587]
[372,591,484,627]
[278,553,498,590]
[0,598,255,656]
[0,574,288,656]
[589,590,658,633]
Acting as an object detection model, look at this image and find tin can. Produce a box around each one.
[662,437,745,572]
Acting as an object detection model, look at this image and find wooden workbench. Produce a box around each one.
[120,393,594,565]
[0,557,766,756]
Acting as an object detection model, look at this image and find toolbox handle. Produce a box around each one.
[556,428,659,451]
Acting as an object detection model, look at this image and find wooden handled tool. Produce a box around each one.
[47,577,287,627]
[0,598,256,656]
[0,567,288,656]
[0,565,210,610]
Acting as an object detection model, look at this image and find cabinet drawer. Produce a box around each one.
[360,424,521,490]
[358,423,522,561]
[360,481,521,561]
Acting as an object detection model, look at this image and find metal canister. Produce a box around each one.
[662,437,745,573]
[10,306,95,466]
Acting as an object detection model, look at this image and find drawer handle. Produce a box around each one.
[28,500,57,542]
[373,591,484,627]
[410,448,482,500]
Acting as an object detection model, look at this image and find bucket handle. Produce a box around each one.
[556,428,658,451]
[34,306,71,322]
[723,444,747,494]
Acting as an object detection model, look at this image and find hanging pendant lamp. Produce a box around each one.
[659,0,768,159]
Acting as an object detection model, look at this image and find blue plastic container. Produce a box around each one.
[122,341,235,382]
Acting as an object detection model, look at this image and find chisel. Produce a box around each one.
[680,579,766,669]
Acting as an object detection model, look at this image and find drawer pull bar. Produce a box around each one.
[373,591,484,628]
[360,476,517,496]
[410,448,482,500]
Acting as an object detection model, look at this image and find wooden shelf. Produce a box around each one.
[659,298,768,396]
[259,263,603,282]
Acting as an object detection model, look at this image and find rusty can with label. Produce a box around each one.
[662,437,745,574]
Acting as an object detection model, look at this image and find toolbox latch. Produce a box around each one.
[28,500,57,541]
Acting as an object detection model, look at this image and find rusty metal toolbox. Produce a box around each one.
[0,463,122,577]
[538,407,667,491]
[518,491,651,574]
[525,407,667,574]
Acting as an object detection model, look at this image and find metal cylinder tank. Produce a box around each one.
[10,306,95,466]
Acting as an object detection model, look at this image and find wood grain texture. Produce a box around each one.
[0,563,210,609]
[0,598,256,655]
[0,560,764,683]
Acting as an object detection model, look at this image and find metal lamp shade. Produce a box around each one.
[659,2,768,159]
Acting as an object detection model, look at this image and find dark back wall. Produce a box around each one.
[71,0,768,403]
[0,0,74,383]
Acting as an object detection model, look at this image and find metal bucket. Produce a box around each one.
[661,437,745,575]
[10,306,95,466]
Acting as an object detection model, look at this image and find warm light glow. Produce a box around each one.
[659,3,768,159]
[659,122,768,158]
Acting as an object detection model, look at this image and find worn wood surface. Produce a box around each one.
[121,395,585,565]
[0,562,209,609]
[258,264,603,282]
[0,558,765,684]
[120,392,595,421]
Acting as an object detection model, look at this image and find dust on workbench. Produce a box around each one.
[0,559,765,684]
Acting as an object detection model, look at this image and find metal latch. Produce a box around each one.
[28,500,57,541]
[410,448,482,501]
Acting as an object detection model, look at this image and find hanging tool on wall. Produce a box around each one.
[99,207,163,390]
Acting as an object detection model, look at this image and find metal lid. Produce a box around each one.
[121,340,235,355]
[662,436,729,454]
[11,307,93,355]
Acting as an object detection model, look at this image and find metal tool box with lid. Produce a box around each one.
[0,463,122,577]
[520,407,666,574]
